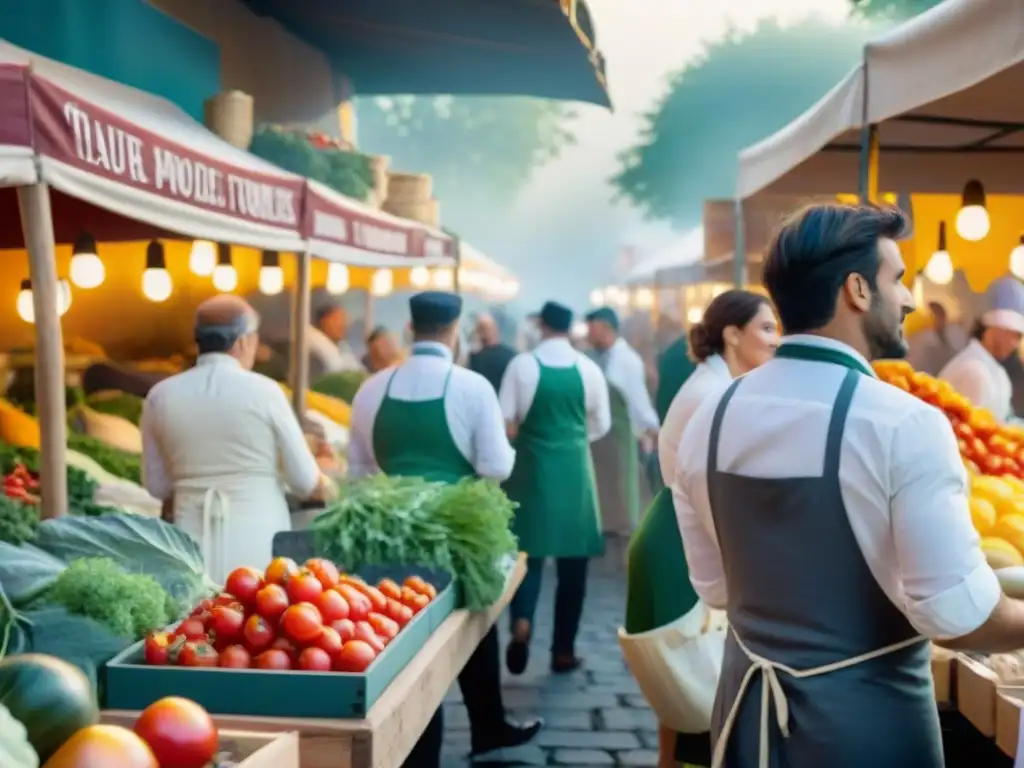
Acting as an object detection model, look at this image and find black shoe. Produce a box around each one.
[550,654,583,674]
[470,717,544,755]
[505,637,529,676]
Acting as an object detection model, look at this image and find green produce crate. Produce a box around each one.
[102,563,455,719]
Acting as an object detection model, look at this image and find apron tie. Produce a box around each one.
[198,487,230,581]
[711,629,926,768]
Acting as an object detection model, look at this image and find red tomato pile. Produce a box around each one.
[3,462,39,504]
[144,558,438,674]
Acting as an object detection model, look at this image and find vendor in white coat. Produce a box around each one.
[939,277,1024,423]
[141,295,336,583]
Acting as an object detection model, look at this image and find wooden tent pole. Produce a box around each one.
[289,248,312,416]
[17,183,68,519]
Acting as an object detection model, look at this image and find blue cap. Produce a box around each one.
[585,306,620,331]
[409,291,462,330]
[539,301,573,332]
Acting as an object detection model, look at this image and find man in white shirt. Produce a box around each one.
[585,307,660,536]
[906,301,967,375]
[308,304,365,381]
[499,301,611,675]
[674,203,1024,768]
[348,291,541,762]
[142,295,333,583]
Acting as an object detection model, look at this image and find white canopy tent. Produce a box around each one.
[624,227,704,286]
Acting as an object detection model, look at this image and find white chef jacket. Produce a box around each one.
[601,337,660,435]
[142,354,321,582]
[307,326,365,374]
[658,354,730,488]
[939,338,1015,422]
[673,334,1000,641]
[499,337,612,442]
[348,342,515,481]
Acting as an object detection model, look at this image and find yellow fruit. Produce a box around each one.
[972,475,1016,505]
[981,537,1024,569]
[990,514,1024,555]
[0,399,41,449]
[278,384,351,427]
[1003,476,1024,495]
[969,497,998,535]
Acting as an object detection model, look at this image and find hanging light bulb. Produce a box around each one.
[1010,235,1024,280]
[16,279,33,323]
[69,232,104,289]
[258,250,284,296]
[57,278,72,316]
[955,179,990,241]
[141,241,173,302]
[326,263,350,294]
[924,221,954,285]
[589,289,605,306]
[189,240,217,276]
[370,269,393,297]
[686,307,703,324]
[212,243,237,292]
[409,266,430,288]
[432,268,454,290]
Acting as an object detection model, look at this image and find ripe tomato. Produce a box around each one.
[335,640,377,673]
[144,632,172,665]
[315,589,349,623]
[212,594,239,609]
[287,570,324,604]
[336,584,371,621]
[350,582,388,613]
[255,583,290,623]
[367,613,399,642]
[403,576,437,600]
[305,558,340,590]
[352,621,386,652]
[330,618,356,642]
[298,646,333,672]
[45,724,158,768]
[281,603,324,644]
[384,598,414,627]
[224,567,263,607]
[314,626,344,657]
[338,573,366,587]
[218,645,252,669]
[134,696,218,768]
[176,641,219,668]
[174,618,207,642]
[270,636,299,660]
[207,605,245,645]
[265,556,299,586]
[242,615,275,652]
[377,578,403,601]
[255,649,292,670]
[189,598,214,618]
[400,587,430,613]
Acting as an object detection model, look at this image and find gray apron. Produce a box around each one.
[707,344,942,768]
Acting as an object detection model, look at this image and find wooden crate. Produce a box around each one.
[995,689,1023,757]
[931,645,955,706]
[956,654,1000,736]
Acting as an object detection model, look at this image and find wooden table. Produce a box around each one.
[104,554,527,768]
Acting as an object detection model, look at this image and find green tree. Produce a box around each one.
[848,0,943,21]
[612,18,882,227]
[354,95,576,207]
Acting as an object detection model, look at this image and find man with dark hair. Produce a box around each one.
[468,312,518,393]
[308,304,363,380]
[675,203,1024,768]
[363,325,400,373]
[348,291,542,765]
[906,301,967,375]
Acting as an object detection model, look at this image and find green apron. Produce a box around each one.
[371,347,476,483]
[502,357,603,559]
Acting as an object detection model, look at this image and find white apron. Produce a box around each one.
[173,476,291,584]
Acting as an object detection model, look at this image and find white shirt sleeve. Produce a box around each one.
[673,395,728,609]
[469,377,517,481]
[265,383,322,498]
[347,375,385,478]
[499,353,539,424]
[943,359,992,413]
[608,341,660,434]
[140,390,173,502]
[580,356,612,441]
[889,405,1001,639]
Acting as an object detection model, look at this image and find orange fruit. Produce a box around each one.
[969,497,997,535]
[43,724,157,768]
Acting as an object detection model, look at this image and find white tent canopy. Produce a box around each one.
[737,0,1024,199]
[624,227,704,285]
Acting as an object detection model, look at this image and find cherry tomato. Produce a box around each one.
[224,567,263,608]
[305,558,341,590]
[287,571,324,604]
[255,649,292,670]
[336,584,371,621]
[134,697,218,768]
[281,602,324,644]
[367,612,399,642]
[174,618,207,642]
[384,598,414,627]
[190,599,214,618]
[335,640,377,673]
[403,576,437,600]
[330,618,356,642]
[315,589,349,623]
[207,605,245,645]
[255,583,290,623]
[352,621,386,652]
[314,626,344,657]
[212,594,238,608]
[265,557,299,586]
[242,615,275,653]
[270,636,299,661]
[298,646,333,672]
[218,645,252,669]
[144,632,172,665]
[377,578,403,601]
[400,587,430,614]
[176,641,219,668]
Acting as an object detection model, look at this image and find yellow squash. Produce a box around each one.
[277,384,351,427]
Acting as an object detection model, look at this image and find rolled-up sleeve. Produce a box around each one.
[498,355,524,424]
[267,385,321,498]
[140,391,173,501]
[890,406,1001,640]
[347,383,380,479]
[472,380,516,481]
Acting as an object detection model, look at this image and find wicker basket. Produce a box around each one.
[383,198,439,227]
[204,90,255,150]
[386,172,432,204]
[368,155,390,200]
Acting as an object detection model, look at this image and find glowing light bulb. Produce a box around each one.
[142,269,172,302]
[687,307,703,324]
[57,279,72,316]
[370,269,393,297]
[326,263,349,294]
[432,269,454,290]
[258,250,283,296]
[955,206,990,242]
[212,243,237,292]
[924,249,954,285]
[16,280,33,323]
[589,289,605,306]
[189,240,216,276]
[1010,237,1024,280]
[634,288,655,309]
[70,234,104,289]
[409,266,430,288]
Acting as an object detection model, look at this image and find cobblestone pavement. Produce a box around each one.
[442,537,663,767]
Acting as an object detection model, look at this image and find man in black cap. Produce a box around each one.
[348,291,542,764]
[499,301,611,673]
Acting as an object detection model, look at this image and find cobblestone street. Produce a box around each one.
[442,539,663,766]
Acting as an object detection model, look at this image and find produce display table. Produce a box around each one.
[104,553,526,768]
